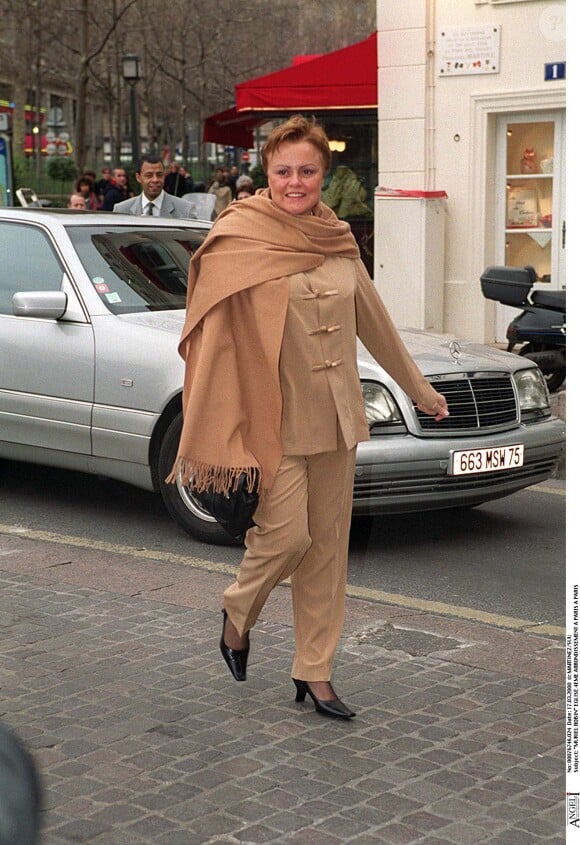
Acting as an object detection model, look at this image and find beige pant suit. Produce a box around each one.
[224,255,430,681]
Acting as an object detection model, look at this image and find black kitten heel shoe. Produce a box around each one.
[293,679,355,719]
[220,610,249,682]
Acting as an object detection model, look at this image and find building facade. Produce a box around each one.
[375,0,566,343]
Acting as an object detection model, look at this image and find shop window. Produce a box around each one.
[320,118,377,276]
[493,111,565,340]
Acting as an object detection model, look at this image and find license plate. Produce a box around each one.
[450,445,524,475]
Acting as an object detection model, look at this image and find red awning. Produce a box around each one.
[203,33,377,147]
[236,32,377,112]
[202,107,262,148]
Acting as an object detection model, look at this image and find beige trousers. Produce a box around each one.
[223,435,357,681]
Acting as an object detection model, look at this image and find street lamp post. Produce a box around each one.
[122,54,141,166]
[32,125,41,185]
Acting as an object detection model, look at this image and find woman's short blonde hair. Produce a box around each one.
[261,114,331,174]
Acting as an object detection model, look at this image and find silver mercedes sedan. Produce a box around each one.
[0,209,565,545]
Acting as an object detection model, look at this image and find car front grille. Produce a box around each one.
[415,372,518,433]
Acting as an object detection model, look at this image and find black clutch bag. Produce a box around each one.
[196,473,259,543]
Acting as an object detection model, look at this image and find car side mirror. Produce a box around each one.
[12,291,68,320]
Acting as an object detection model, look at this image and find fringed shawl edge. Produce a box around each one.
[166,459,261,496]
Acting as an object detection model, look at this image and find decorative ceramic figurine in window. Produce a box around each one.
[520,148,538,174]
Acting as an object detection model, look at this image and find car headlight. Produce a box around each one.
[361,381,403,426]
[514,368,550,410]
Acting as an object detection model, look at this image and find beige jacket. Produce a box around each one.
[280,255,431,454]
[170,191,439,495]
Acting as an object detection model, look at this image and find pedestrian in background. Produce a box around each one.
[113,155,197,218]
[207,167,233,217]
[164,162,180,196]
[74,175,100,210]
[227,164,239,198]
[169,115,449,720]
[236,174,254,197]
[95,166,112,204]
[101,167,129,211]
[178,166,194,195]
[235,183,255,200]
[67,192,87,210]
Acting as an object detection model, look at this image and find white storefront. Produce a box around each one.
[375,0,566,343]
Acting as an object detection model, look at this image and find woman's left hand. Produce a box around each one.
[417,392,449,422]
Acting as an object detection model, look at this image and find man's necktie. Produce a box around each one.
[145,202,155,216]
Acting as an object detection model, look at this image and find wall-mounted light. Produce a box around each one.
[329,139,346,153]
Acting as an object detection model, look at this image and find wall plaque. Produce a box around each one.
[438,25,501,76]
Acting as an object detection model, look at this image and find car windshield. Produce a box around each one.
[68,225,206,314]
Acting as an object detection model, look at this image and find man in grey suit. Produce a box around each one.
[113,155,197,219]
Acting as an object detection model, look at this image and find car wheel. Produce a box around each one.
[158,413,235,546]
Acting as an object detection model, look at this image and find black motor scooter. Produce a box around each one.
[480,265,566,392]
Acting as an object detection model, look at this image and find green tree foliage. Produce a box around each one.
[249,164,266,188]
[46,158,78,183]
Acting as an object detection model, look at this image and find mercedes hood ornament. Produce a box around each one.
[449,340,462,364]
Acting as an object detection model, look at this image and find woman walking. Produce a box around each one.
[170,115,448,719]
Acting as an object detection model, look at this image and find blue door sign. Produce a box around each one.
[544,62,565,81]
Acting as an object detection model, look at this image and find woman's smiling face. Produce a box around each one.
[267,140,325,216]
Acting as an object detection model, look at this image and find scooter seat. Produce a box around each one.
[531,290,566,312]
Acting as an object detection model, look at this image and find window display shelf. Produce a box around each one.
[506,173,552,180]
[505,227,552,233]
[505,229,552,251]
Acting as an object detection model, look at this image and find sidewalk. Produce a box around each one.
[0,530,564,845]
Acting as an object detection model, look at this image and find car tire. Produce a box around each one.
[158,413,236,546]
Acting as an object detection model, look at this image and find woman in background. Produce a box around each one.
[74,175,100,210]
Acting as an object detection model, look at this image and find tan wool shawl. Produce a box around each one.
[168,190,360,495]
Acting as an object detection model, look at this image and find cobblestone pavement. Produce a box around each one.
[0,530,565,844]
